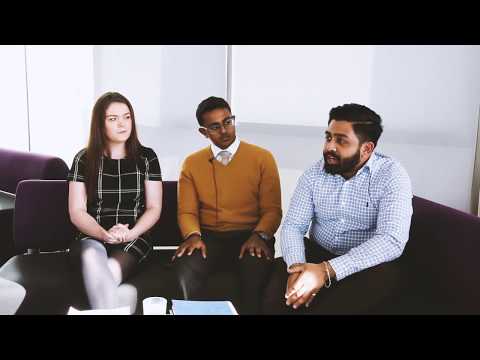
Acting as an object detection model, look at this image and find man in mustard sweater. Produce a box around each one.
[171,96,282,314]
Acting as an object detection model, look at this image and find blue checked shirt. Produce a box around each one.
[280,152,413,281]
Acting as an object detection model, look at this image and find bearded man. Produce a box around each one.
[263,103,413,315]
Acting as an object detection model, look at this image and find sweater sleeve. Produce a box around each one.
[177,157,201,239]
[253,150,282,237]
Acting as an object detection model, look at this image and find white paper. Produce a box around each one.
[67,306,131,315]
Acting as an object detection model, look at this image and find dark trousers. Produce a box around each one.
[262,237,403,315]
[173,230,275,315]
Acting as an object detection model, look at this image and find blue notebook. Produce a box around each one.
[171,300,238,315]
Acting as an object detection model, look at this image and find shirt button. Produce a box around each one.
[341,201,345,206]
[340,218,345,223]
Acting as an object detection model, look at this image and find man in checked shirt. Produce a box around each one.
[263,103,413,314]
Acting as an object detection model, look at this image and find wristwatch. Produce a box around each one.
[253,231,270,242]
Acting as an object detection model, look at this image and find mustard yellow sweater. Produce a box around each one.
[178,141,282,239]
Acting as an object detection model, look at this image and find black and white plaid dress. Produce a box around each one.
[67,146,162,262]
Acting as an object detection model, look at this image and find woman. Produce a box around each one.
[68,92,162,312]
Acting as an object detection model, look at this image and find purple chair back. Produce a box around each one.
[14,180,75,252]
[0,148,68,194]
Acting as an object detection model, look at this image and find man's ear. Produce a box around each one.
[198,128,208,138]
[362,141,375,156]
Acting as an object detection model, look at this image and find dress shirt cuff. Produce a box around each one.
[283,251,307,269]
[328,255,355,282]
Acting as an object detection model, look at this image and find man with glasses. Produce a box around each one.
[172,96,282,314]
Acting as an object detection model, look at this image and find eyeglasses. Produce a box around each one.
[200,116,236,132]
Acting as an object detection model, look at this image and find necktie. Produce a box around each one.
[217,150,231,166]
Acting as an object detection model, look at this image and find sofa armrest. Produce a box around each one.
[404,196,480,313]
[14,180,75,252]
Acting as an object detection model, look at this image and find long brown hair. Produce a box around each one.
[85,92,142,200]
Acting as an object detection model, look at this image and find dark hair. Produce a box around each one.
[86,92,142,200]
[328,103,383,146]
[196,96,231,126]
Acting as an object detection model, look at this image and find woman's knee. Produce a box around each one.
[108,251,138,284]
[70,238,99,266]
[70,238,107,270]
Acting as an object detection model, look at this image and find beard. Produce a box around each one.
[323,148,361,176]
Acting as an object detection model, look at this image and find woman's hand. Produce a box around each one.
[106,223,131,244]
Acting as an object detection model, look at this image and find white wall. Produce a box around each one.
[94,45,163,128]
[370,45,480,145]
[371,45,480,212]
[26,45,94,165]
[158,45,227,129]
[0,46,29,151]
[232,45,374,126]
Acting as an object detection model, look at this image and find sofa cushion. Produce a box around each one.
[150,181,182,247]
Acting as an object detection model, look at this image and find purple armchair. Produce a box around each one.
[0,148,68,266]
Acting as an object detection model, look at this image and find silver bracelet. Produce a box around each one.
[323,262,332,288]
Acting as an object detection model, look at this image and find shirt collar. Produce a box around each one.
[357,152,378,175]
[210,137,241,159]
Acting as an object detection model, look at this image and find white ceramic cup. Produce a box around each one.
[143,297,167,315]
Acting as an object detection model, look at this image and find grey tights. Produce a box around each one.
[77,238,138,312]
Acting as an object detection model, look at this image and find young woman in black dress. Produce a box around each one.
[68,92,162,311]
